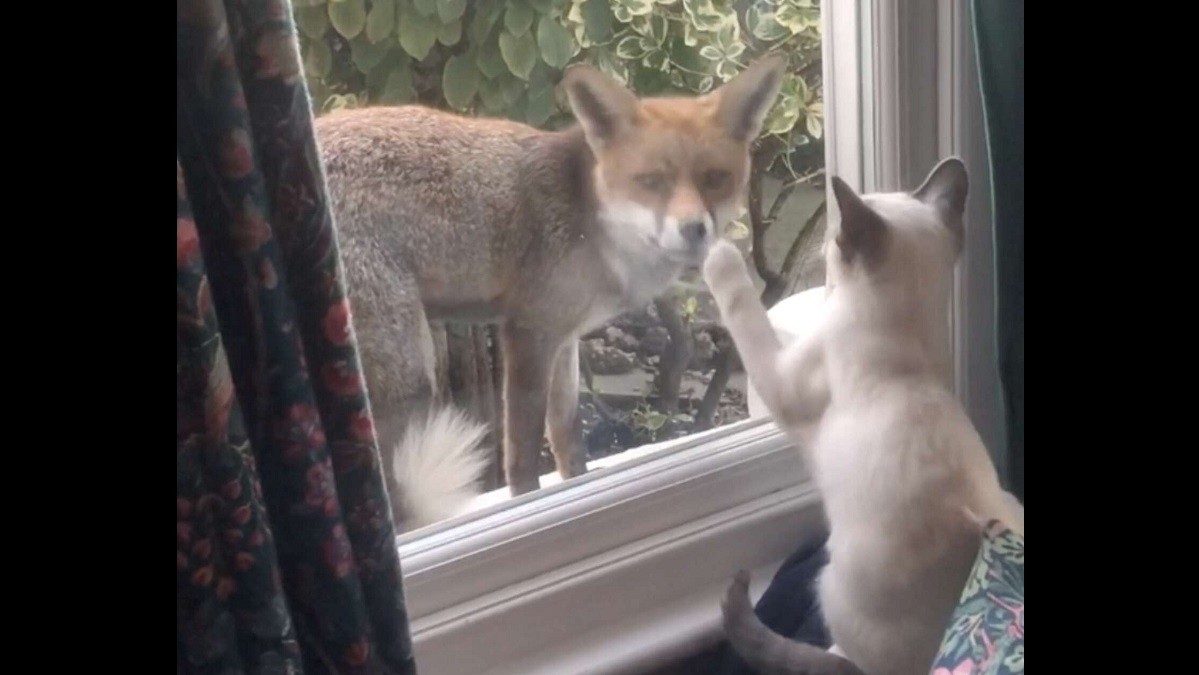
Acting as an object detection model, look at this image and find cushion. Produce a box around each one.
[930,520,1025,674]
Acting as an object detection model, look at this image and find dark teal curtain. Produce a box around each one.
[177,0,415,672]
[972,0,1024,503]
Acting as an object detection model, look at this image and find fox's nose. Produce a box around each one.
[679,219,707,245]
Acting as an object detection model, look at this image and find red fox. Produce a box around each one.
[315,56,786,531]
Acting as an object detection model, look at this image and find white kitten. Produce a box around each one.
[706,159,1022,675]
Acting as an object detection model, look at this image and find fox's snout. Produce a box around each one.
[659,211,714,261]
[678,219,706,245]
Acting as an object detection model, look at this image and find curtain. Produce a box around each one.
[177,0,415,672]
[972,0,1024,503]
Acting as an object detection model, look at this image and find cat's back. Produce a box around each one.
[815,377,984,498]
[814,378,988,674]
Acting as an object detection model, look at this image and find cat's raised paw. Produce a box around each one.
[703,239,747,291]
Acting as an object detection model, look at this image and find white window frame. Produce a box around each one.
[398,3,1000,674]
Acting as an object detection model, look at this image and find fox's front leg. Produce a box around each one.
[703,241,824,429]
[546,339,587,480]
[500,322,556,495]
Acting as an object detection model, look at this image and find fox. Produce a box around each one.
[314,56,788,531]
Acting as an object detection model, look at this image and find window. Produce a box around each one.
[293,1,999,672]
[297,0,829,521]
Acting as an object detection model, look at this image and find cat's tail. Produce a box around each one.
[962,489,1024,538]
[721,571,866,675]
[391,405,491,533]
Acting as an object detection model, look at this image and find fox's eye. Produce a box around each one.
[635,173,669,192]
[701,169,731,191]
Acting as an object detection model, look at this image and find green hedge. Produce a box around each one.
[296,0,823,185]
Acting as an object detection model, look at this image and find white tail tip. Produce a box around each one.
[392,406,491,532]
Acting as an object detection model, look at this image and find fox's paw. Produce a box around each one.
[703,239,748,293]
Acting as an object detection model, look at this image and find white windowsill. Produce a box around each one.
[464,431,709,512]
[399,418,824,675]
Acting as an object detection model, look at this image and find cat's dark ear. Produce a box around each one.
[913,157,968,251]
[831,176,887,267]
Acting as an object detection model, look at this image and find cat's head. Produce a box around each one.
[824,158,969,298]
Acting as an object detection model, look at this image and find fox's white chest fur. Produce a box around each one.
[578,206,686,333]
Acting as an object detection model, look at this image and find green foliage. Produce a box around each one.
[682,295,698,321]
[631,401,693,442]
[296,0,823,167]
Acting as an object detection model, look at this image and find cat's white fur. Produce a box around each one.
[745,285,827,420]
[707,159,1023,675]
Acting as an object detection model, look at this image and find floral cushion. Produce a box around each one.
[930,520,1024,675]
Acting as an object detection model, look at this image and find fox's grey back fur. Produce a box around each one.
[319,108,646,330]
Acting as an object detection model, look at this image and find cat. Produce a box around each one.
[704,158,1023,675]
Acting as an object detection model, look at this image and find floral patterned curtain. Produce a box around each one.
[177,1,414,673]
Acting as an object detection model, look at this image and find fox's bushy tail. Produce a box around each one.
[391,406,490,532]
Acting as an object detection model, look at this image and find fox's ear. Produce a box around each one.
[562,64,640,150]
[831,176,887,267]
[912,157,969,250]
[712,54,787,142]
